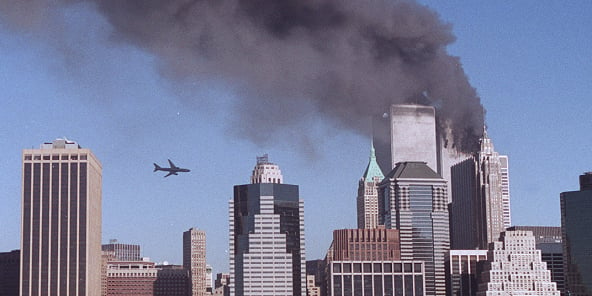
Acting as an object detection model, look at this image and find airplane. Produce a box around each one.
[153,159,190,177]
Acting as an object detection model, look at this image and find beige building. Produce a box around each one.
[184,228,207,296]
[20,139,102,296]
[477,230,560,296]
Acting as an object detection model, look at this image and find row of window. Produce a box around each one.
[24,154,88,161]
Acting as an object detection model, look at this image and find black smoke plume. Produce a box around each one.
[1,0,484,152]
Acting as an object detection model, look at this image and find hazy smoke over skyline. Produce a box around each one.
[1,0,485,152]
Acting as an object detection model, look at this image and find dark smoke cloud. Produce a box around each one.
[1,0,484,152]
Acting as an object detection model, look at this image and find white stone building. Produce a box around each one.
[477,230,560,296]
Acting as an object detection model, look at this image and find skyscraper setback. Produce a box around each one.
[450,131,511,249]
[20,139,102,296]
[229,155,306,296]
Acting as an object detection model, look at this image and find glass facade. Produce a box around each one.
[561,189,592,296]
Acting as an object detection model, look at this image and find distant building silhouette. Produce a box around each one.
[21,139,102,296]
[229,155,306,296]
[561,172,592,296]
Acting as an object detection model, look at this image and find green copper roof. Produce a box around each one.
[362,141,384,182]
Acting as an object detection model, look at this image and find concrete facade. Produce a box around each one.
[101,241,141,262]
[20,139,102,296]
[476,230,560,296]
[105,261,157,296]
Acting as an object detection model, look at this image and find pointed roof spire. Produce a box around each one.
[362,139,384,182]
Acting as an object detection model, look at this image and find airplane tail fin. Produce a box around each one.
[153,163,161,172]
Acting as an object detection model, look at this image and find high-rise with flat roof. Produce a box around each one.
[561,172,592,296]
[184,228,207,296]
[101,240,141,262]
[357,143,385,229]
[0,250,20,296]
[446,250,488,296]
[229,155,306,296]
[20,139,102,296]
[379,161,449,296]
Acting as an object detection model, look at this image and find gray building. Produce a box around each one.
[450,131,510,250]
[183,228,207,296]
[101,240,141,261]
[379,161,449,296]
[21,139,102,296]
[560,172,592,296]
[229,155,306,296]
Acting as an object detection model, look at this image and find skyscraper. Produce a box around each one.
[229,155,306,296]
[379,161,450,296]
[20,138,102,296]
[560,172,592,296]
[183,228,207,296]
[476,230,560,296]
[357,142,385,229]
[373,104,439,173]
[450,131,510,249]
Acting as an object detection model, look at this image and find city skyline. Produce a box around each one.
[1,0,591,275]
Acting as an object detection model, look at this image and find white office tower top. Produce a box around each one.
[477,230,560,296]
[251,154,283,184]
[478,131,510,246]
[230,156,306,296]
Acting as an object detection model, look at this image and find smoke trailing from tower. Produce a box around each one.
[0,0,484,152]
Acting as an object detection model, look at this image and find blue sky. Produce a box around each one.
[1,1,591,274]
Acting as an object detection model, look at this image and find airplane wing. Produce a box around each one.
[164,171,178,178]
[168,159,178,169]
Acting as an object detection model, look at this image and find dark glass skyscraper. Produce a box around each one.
[229,155,306,296]
[21,139,102,296]
[561,172,592,296]
[379,161,449,296]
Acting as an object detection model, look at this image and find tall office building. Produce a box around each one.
[450,131,510,249]
[105,261,157,295]
[379,161,450,296]
[373,104,439,173]
[357,142,385,229]
[328,228,401,262]
[508,226,564,295]
[229,155,306,296]
[20,139,102,296]
[560,172,592,296]
[184,228,207,296]
[476,230,560,296]
[154,264,191,296]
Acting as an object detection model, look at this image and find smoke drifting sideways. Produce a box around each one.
[0,0,484,152]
